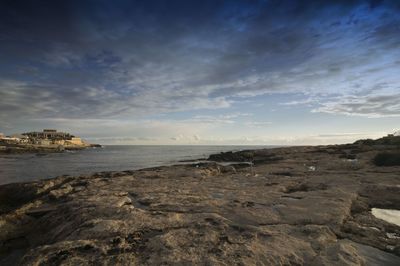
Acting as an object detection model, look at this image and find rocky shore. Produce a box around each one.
[1,142,400,265]
[0,143,101,154]
[0,129,101,154]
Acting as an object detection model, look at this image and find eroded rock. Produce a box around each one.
[1,145,400,265]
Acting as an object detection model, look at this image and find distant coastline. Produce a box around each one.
[0,129,101,154]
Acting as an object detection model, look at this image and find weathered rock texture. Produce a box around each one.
[0,144,400,265]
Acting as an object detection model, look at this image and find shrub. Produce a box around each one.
[373,152,400,166]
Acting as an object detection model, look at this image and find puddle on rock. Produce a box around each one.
[210,192,224,199]
[371,208,400,227]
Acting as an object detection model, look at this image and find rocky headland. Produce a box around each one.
[0,143,102,154]
[0,144,81,154]
[1,138,400,265]
[0,129,101,154]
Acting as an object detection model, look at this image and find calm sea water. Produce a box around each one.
[0,145,270,185]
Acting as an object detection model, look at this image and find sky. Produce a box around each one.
[0,0,399,145]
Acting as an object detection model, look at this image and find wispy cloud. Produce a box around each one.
[280,98,316,106]
[244,121,272,128]
[1,1,399,142]
[1,1,399,121]
[314,93,400,118]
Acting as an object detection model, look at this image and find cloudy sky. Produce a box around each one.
[1,0,399,145]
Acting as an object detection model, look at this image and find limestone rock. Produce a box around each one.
[1,145,400,265]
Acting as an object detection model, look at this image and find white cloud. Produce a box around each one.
[280,98,315,106]
[244,121,272,127]
[313,93,400,118]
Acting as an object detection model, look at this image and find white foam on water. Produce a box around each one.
[371,208,400,227]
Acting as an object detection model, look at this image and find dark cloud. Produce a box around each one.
[0,0,399,125]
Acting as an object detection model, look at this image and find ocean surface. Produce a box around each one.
[0,145,271,185]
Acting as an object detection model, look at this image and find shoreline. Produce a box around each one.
[0,145,271,186]
[0,143,399,264]
[0,143,102,154]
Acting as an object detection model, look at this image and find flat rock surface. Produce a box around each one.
[0,144,399,265]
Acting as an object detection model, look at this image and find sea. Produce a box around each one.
[0,145,270,185]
